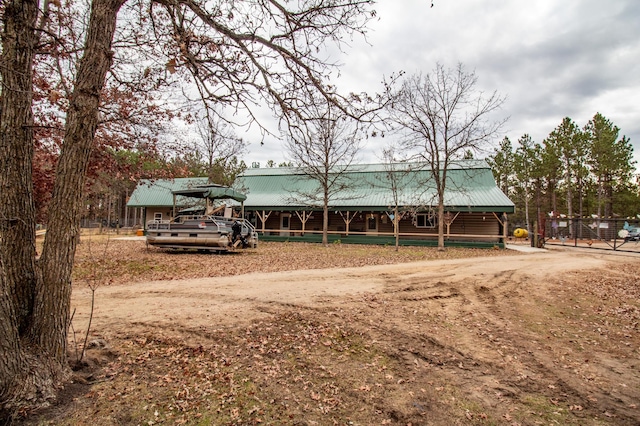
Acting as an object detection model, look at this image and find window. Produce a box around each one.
[154,212,163,222]
[415,213,436,228]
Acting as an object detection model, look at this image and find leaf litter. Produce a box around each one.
[19,240,640,425]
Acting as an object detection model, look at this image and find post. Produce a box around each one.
[172,194,176,219]
[124,190,129,228]
[503,213,508,245]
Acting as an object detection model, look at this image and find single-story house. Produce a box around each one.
[127,159,515,246]
[127,177,209,224]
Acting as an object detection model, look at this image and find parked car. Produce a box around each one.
[624,227,640,241]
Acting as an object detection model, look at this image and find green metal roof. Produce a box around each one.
[127,177,209,207]
[127,160,515,213]
[237,160,514,213]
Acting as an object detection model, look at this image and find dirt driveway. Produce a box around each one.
[58,246,640,425]
[74,248,605,331]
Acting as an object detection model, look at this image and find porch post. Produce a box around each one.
[172,194,176,218]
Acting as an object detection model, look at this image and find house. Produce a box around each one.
[127,160,515,247]
[127,177,209,225]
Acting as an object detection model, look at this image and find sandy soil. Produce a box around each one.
[71,248,607,332]
[46,245,640,425]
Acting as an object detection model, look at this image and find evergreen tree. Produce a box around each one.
[545,117,583,235]
[585,113,635,218]
[512,135,536,232]
[540,137,563,216]
[486,137,514,197]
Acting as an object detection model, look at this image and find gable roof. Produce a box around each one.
[127,160,515,213]
[237,159,514,213]
[127,177,209,208]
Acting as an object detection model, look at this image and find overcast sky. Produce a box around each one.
[246,0,640,167]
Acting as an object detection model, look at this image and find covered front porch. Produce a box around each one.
[247,208,509,247]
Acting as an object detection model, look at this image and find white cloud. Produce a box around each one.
[246,0,640,166]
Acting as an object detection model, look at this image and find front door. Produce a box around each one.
[366,213,378,235]
[280,213,290,236]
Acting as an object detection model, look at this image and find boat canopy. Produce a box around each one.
[171,185,247,202]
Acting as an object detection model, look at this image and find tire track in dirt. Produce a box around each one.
[464,266,638,424]
[312,252,639,424]
[69,249,639,424]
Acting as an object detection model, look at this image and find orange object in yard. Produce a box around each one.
[136,229,145,236]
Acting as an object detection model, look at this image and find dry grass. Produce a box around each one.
[18,237,640,425]
[72,237,516,285]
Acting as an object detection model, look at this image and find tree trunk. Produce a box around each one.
[524,187,531,234]
[34,0,124,356]
[0,0,39,335]
[566,179,573,236]
[604,175,613,219]
[437,192,445,250]
[578,180,584,239]
[322,200,329,246]
[0,0,41,416]
[550,182,557,215]
[394,207,399,252]
[1,0,125,416]
[563,153,573,237]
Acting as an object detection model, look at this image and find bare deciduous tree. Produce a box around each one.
[190,110,248,186]
[0,0,376,416]
[2,0,125,418]
[152,0,378,134]
[284,100,361,245]
[386,63,506,250]
[380,146,413,251]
